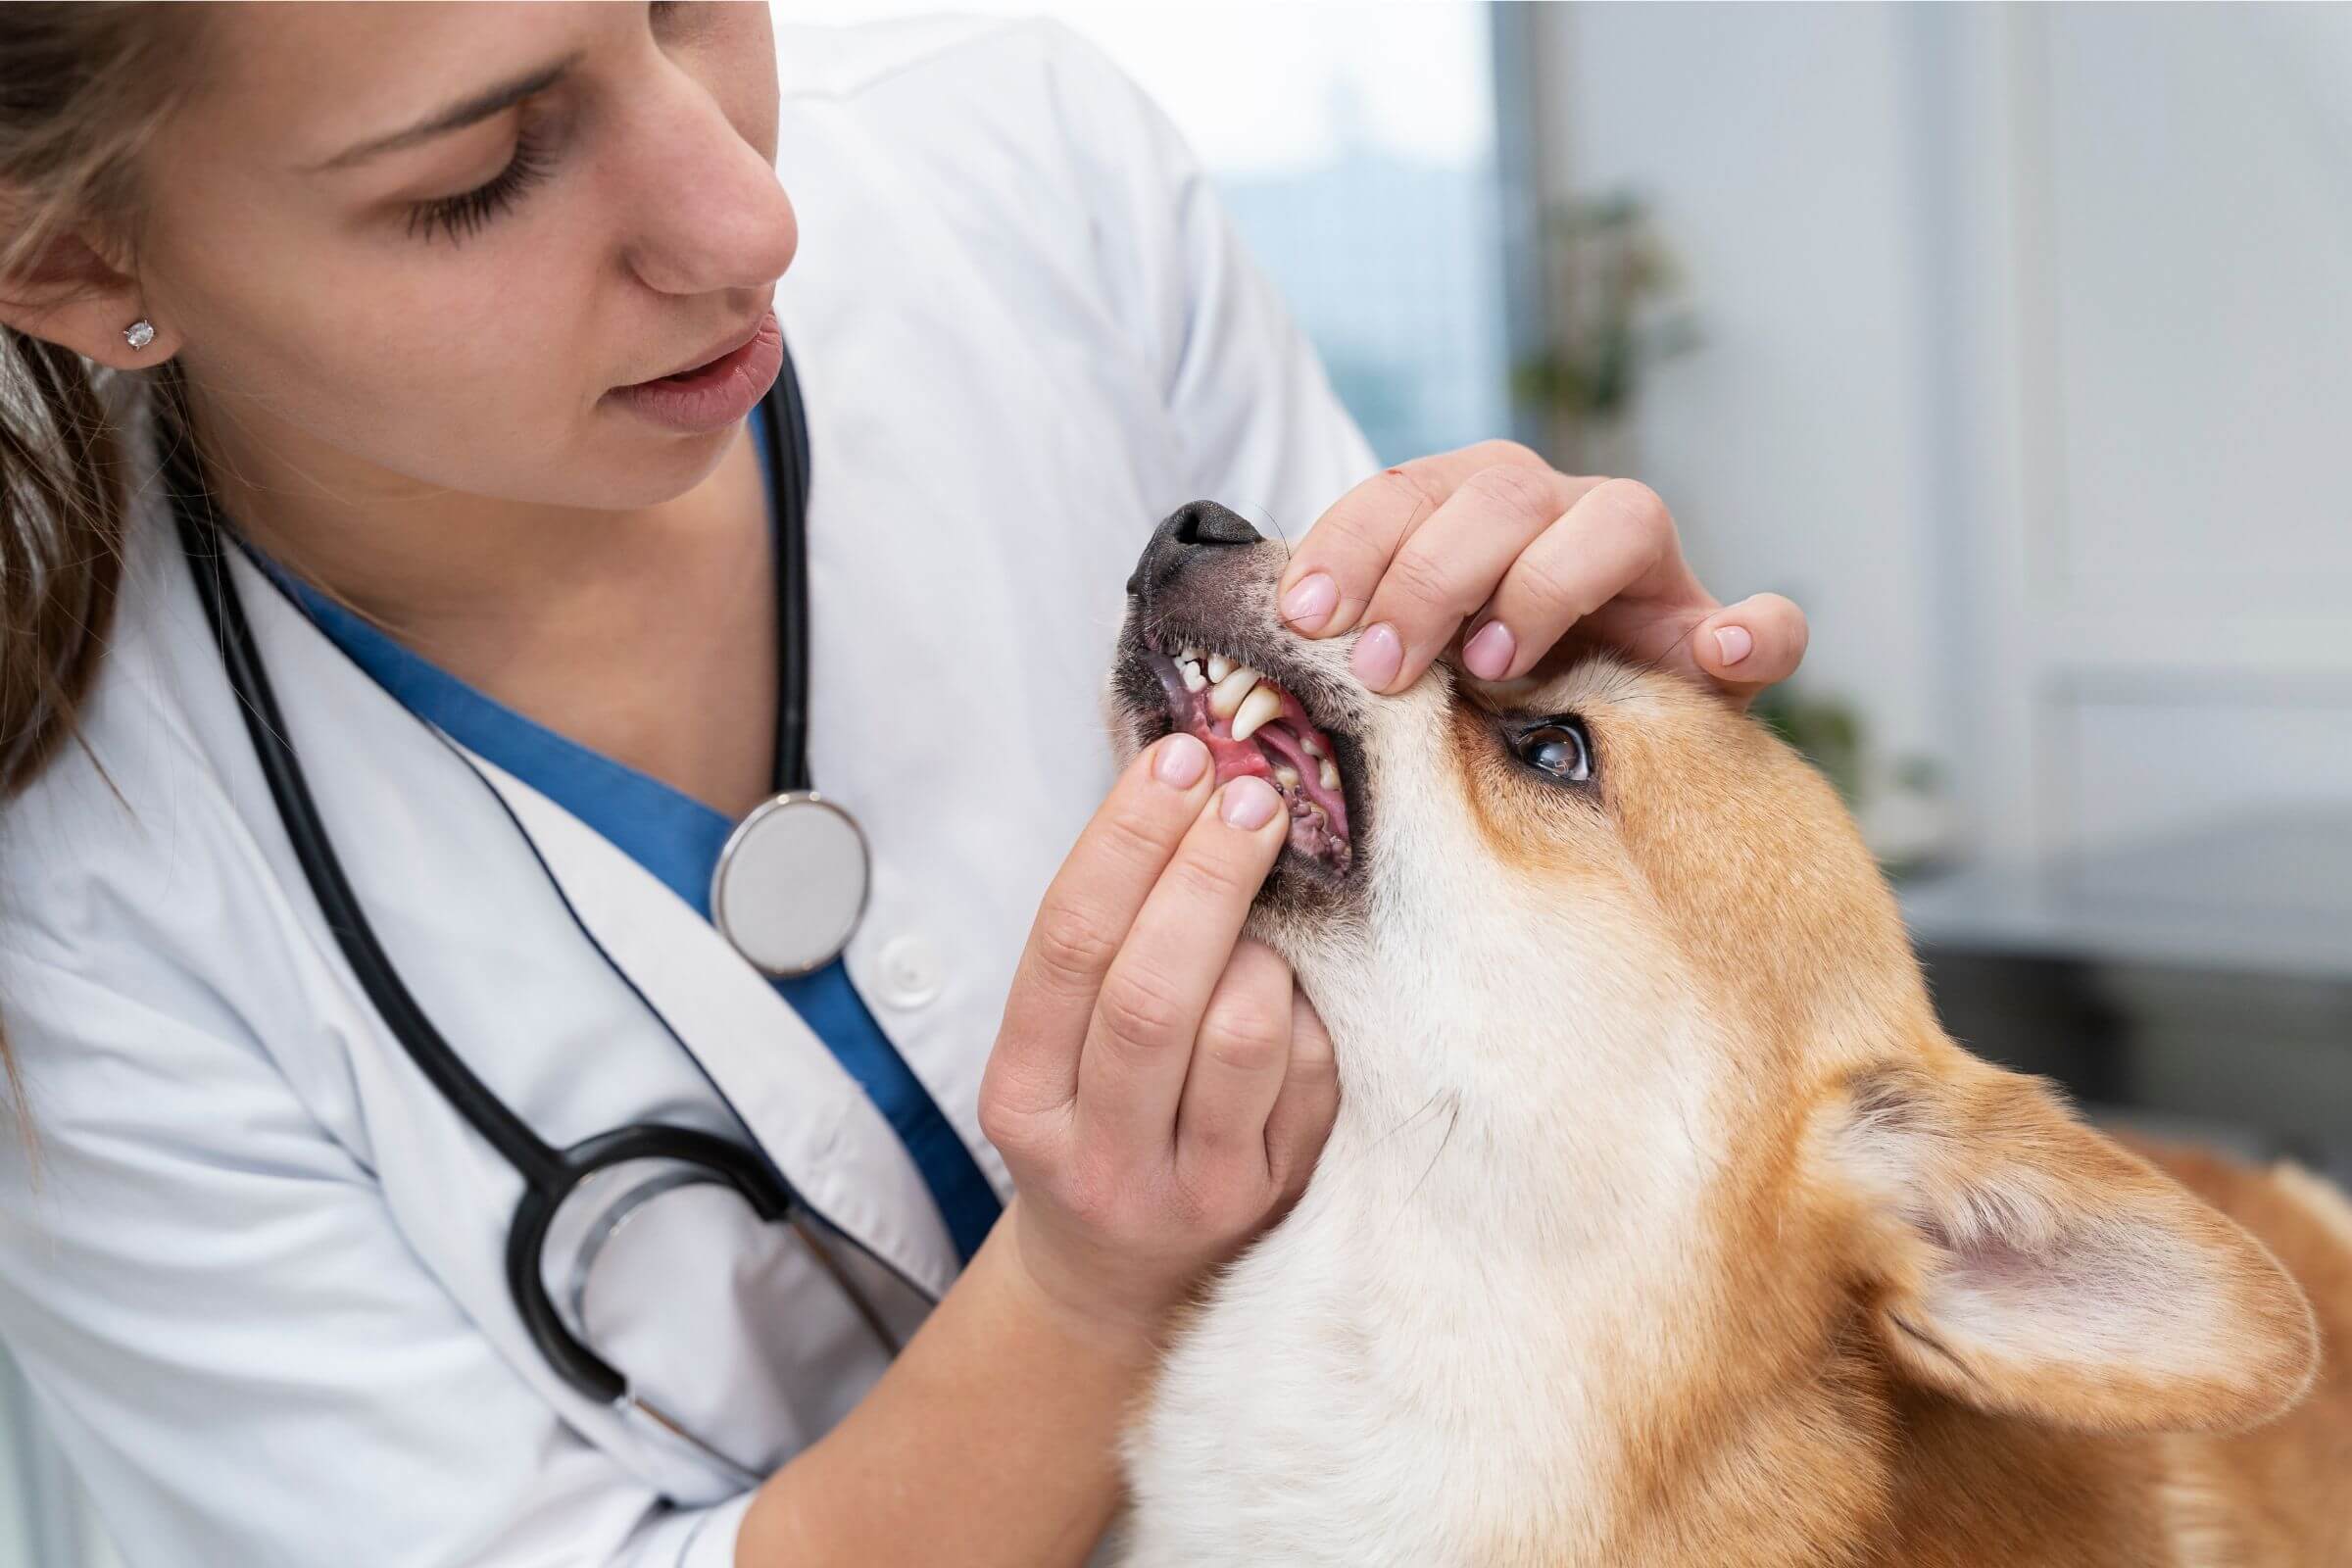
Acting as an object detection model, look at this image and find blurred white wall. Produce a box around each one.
[1530,3,2352,877]
[1527,2,1952,822]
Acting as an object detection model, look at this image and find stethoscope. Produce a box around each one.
[166,342,910,1492]
[707,342,873,979]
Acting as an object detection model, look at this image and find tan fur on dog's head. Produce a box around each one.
[1461,652,2318,1430]
[1110,510,2322,1561]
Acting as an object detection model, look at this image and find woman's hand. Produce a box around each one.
[1273,440,1808,706]
[978,735,1337,1337]
[757,747,1324,1565]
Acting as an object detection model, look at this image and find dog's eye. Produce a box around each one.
[1512,719,1592,783]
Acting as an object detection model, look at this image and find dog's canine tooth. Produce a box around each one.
[1207,665,1261,719]
[1231,684,1282,742]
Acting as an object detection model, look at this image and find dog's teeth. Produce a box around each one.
[1231,684,1282,742]
[1178,660,1207,693]
[1205,653,1234,683]
[1180,645,1202,664]
[1207,665,1260,719]
[1319,758,1341,792]
[1271,762,1300,790]
[1298,733,1325,759]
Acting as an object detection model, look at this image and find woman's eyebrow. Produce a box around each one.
[305,48,584,174]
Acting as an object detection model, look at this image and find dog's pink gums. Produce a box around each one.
[1148,652,1350,874]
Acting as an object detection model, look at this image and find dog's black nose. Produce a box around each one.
[1125,500,1263,598]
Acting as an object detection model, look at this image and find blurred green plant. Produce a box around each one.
[1510,190,1701,451]
[1752,686,1956,876]
[1750,685,1865,807]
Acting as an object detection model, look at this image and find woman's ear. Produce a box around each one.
[0,211,173,371]
[1812,1056,2320,1434]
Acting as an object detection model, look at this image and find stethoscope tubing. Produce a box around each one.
[174,488,804,1407]
[163,346,898,1439]
[761,337,813,795]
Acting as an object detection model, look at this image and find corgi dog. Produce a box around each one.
[1102,501,2346,1567]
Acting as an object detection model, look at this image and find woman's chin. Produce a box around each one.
[564,411,748,510]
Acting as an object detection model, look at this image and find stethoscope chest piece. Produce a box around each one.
[710,790,870,977]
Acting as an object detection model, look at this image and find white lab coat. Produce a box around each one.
[0,15,1375,1566]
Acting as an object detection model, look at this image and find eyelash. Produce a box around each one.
[405,118,557,247]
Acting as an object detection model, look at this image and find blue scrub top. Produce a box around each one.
[250,408,1002,1265]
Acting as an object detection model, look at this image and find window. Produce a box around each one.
[1062,5,1511,464]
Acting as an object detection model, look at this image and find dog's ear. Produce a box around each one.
[1813,1056,2318,1434]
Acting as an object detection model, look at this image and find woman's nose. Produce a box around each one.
[617,82,798,298]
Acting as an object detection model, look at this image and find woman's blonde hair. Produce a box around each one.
[1,4,211,1107]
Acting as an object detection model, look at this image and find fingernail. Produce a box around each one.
[1713,624,1754,666]
[1219,775,1280,829]
[1154,732,1208,787]
[1279,572,1339,632]
[1349,621,1402,690]
[1462,619,1515,680]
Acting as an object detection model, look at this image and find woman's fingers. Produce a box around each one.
[1173,939,1294,1190]
[1279,442,1810,708]
[1691,592,1809,705]
[986,764,1321,1332]
[1262,988,1338,1210]
[1574,589,1813,710]
[1274,440,1559,643]
[1072,776,1289,1159]
[1456,479,1684,684]
[982,732,1215,1137]
[1341,463,1608,694]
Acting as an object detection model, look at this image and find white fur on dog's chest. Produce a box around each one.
[1117,1070,1714,1568]
[1113,760,1729,1567]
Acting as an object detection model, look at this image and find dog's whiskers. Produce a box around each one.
[1405,1091,1463,1205]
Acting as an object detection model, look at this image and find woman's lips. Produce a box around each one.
[606,308,782,434]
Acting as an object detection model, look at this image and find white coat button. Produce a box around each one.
[877,933,943,1008]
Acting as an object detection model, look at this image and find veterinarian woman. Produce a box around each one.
[0,7,1804,1565]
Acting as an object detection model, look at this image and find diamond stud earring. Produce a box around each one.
[123,318,155,351]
